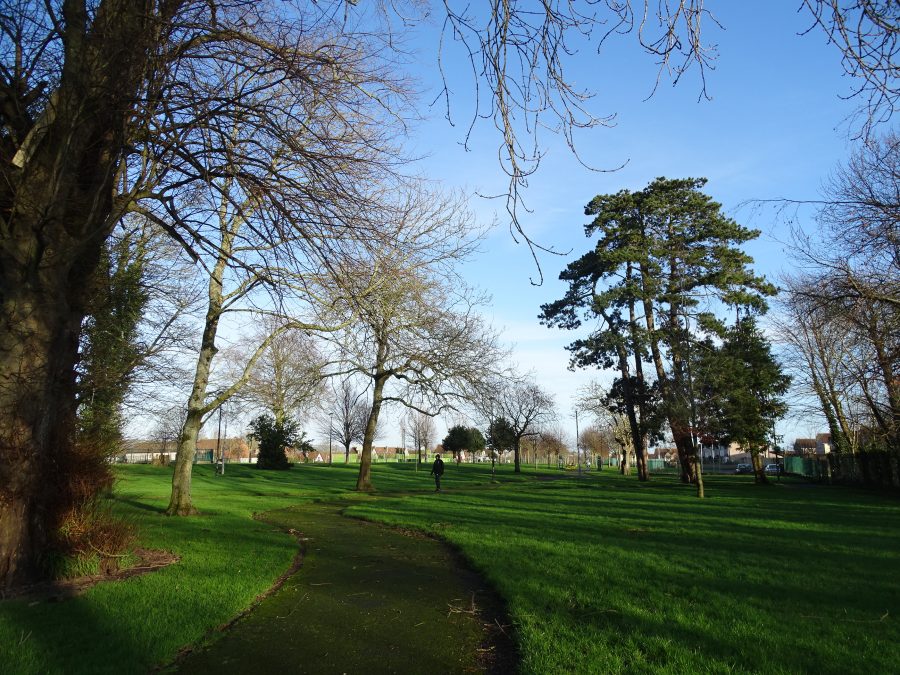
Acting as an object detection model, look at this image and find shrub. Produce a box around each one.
[54,499,135,579]
[248,415,298,470]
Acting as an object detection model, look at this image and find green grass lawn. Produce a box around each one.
[1,462,898,674]
[0,461,510,675]
[349,473,900,674]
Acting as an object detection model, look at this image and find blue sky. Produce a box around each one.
[382,2,866,446]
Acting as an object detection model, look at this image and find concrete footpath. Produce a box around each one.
[174,500,515,674]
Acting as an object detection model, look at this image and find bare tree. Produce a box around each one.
[488,379,557,473]
[802,1,900,137]
[152,406,186,452]
[0,0,410,586]
[780,275,898,453]
[782,134,900,453]
[406,410,436,465]
[578,381,638,474]
[580,425,612,466]
[321,188,504,491]
[322,377,371,464]
[153,37,412,514]
[776,286,860,454]
[438,2,718,266]
[539,426,571,467]
[332,267,502,490]
[239,321,326,426]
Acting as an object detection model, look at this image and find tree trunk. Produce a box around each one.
[694,452,705,498]
[0,2,159,588]
[356,371,388,491]
[0,285,82,587]
[620,452,630,475]
[636,439,650,480]
[638,265,694,483]
[513,438,522,473]
[167,411,203,515]
[672,432,697,483]
[626,267,650,481]
[751,447,768,484]
[866,315,900,447]
[166,220,232,515]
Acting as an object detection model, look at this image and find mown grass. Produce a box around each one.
[176,500,508,674]
[348,473,900,674]
[0,461,504,675]
[2,463,898,674]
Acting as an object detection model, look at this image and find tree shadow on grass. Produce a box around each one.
[2,578,166,675]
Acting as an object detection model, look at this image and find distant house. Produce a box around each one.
[815,433,832,454]
[116,438,252,464]
[793,438,818,456]
[697,439,743,462]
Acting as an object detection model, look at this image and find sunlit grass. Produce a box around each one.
[2,463,898,674]
[0,461,504,675]
[349,473,900,674]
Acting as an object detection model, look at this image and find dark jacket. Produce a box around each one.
[430,458,445,476]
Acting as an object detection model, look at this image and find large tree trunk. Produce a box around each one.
[672,429,697,483]
[0,1,159,589]
[167,411,204,515]
[0,285,83,587]
[513,438,522,473]
[636,439,650,480]
[751,447,768,484]
[638,264,696,484]
[620,450,631,475]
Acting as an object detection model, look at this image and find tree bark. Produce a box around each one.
[865,313,900,447]
[166,207,234,515]
[357,338,389,491]
[751,447,768,484]
[694,452,705,498]
[636,438,650,480]
[0,0,160,588]
[620,451,631,475]
[626,266,650,481]
[167,411,203,515]
[638,270,695,484]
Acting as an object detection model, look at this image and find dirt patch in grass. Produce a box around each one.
[1,548,179,602]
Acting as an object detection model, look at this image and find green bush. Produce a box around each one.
[248,415,297,470]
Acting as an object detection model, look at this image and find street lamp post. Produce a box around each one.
[215,402,224,475]
[575,408,581,477]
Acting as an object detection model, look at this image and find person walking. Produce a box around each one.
[430,453,445,492]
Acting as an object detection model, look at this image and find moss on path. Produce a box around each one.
[175,499,515,674]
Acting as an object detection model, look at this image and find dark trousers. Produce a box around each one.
[433,474,441,491]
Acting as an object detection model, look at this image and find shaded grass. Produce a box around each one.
[0,461,507,674]
[347,473,900,674]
